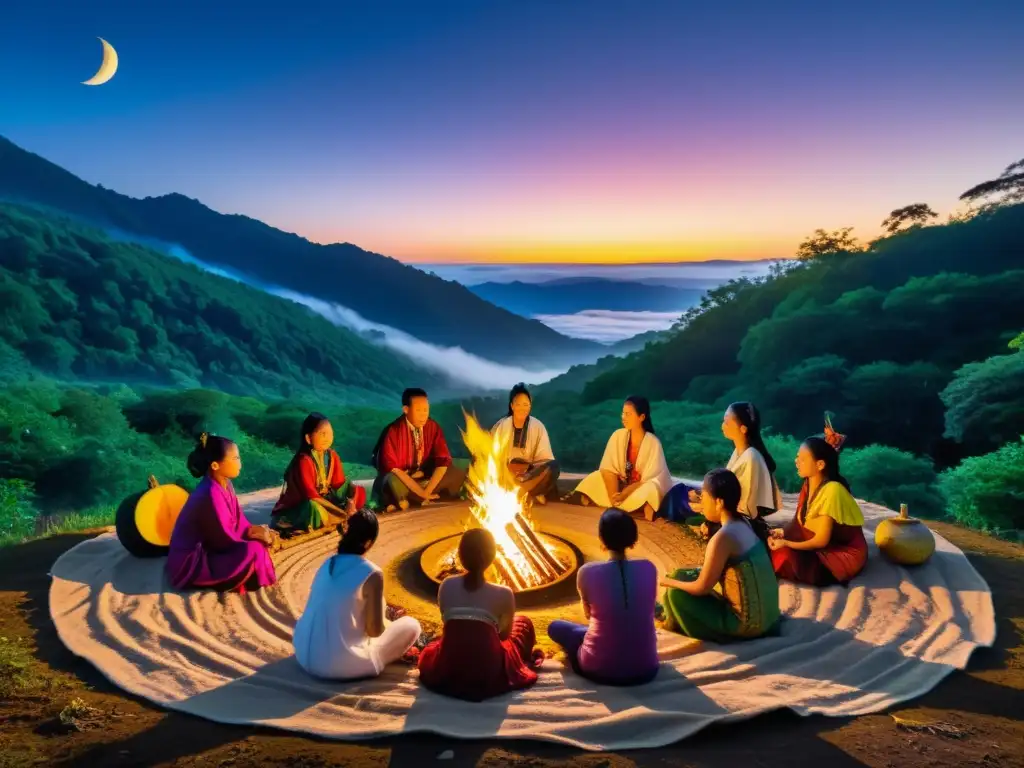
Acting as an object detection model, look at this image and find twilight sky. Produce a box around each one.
[2,0,1022,263]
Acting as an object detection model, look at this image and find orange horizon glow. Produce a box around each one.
[360,239,795,264]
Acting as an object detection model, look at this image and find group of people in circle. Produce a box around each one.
[164,383,868,701]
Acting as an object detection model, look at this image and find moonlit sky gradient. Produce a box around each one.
[2,0,1022,263]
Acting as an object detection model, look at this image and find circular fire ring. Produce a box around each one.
[418,531,581,600]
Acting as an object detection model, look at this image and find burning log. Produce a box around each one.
[492,553,527,591]
[505,523,559,584]
[512,513,565,575]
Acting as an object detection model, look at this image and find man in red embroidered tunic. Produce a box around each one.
[370,388,466,511]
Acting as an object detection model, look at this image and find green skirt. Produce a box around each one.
[662,545,780,643]
[273,479,357,531]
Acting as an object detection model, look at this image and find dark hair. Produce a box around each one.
[727,401,777,474]
[598,508,638,609]
[625,395,655,435]
[337,508,379,556]
[402,388,428,408]
[284,412,330,481]
[458,528,497,592]
[802,436,851,491]
[703,468,743,516]
[186,433,235,479]
[507,382,531,416]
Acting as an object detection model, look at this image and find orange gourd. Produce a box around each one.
[115,475,189,558]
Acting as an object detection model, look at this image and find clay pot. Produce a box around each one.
[115,475,189,558]
[874,504,935,566]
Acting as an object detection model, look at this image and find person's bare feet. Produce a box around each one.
[580,495,592,507]
[534,494,547,506]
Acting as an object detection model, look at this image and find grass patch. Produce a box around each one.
[0,504,116,549]
[41,506,117,537]
[0,635,72,699]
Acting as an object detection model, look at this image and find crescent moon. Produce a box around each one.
[82,37,118,86]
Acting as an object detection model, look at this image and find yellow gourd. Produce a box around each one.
[115,475,189,558]
[874,503,936,566]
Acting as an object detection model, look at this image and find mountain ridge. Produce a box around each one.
[0,135,602,368]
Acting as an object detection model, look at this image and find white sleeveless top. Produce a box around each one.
[293,554,384,680]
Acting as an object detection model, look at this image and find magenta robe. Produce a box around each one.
[166,477,277,593]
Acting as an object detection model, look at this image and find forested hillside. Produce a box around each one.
[0,204,445,405]
[0,136,602,367]
[583,203,1024,466]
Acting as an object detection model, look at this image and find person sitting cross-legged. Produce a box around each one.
[369,387,466,512]
[660,468,780,643]
[293,509,422,680]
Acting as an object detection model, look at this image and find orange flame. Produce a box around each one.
[459,411,563,590]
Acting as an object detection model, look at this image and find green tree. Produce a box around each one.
[842,361,948,456]
[842,445,944,519]
[796,227,861,260]
[940,350,1024,454]
[960,158,1024,211]
[881,203,938,234]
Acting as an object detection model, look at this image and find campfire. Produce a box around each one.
[425,412,576,593]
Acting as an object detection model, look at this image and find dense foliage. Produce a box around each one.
[940,345,1024,454]
[2,143,1023,541]
[0,135,600,367]
[583,204,1024,472]
[0,204,446,405]
[0,380,951,545]
[939,438,1024,536]
[0,381,380,544]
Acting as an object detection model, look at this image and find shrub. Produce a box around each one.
[939,438,1024,532]
[940,351,1024,454]
[0,479,38,545]
[765,435,801,492]
[841,444,945,518]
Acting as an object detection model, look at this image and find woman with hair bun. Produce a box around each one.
[166,433,278,593]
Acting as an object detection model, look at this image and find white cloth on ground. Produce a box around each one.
[292,553,421,680]
[574,429,672,512]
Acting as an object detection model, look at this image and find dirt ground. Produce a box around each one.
[0,521,1021,768]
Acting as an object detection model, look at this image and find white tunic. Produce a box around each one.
[573,428,672,512]
[491,416,556,465]
[293,554,384,680]
[726,447,782,519]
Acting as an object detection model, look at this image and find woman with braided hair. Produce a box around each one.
[660,468,780,642]
[547,508,659,685]
[167,433,278,593]
[767,416,868,586]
